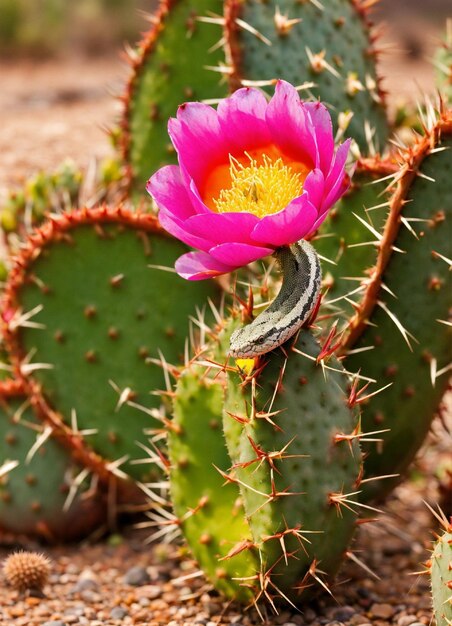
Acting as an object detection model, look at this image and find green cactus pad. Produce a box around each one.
[344,115,452,500]
[431,524,452,626]
[2,207,218,486]
[0,383,106,540]
[225,0,389,154]
[224,329,362,602]
[120,0,227,195]
[170,364,257,602]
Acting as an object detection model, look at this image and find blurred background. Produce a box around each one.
[0,0,149,58]
[0,0,449,59]
[0,0,450,193]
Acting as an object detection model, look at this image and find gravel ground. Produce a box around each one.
[0,415,450,626]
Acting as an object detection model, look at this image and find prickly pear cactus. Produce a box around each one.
[341,109,452,500]
[430,515,452,626]
[224,0,389,153]
[169,315,363,606]
[1,205,219,496]
[0,380,106,540]
[119,0,227,195]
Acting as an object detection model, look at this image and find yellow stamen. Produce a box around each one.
[213,153,304,217]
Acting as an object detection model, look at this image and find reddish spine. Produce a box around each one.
[341,107,452,352]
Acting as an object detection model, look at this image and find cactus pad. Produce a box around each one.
[170,362,257,602]
[0,380,106,540]
[1,206,218,490]
[343,110,452,500]
[224,328,362,602]
[225,0,389,153]
[120,0,227,195]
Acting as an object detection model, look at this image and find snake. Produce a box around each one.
[229,239,322,358]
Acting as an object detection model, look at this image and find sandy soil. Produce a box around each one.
[0,57,124,196]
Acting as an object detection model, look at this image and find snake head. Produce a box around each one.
[229,326,275,359]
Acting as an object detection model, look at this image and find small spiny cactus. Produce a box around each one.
[3,551,51,595]
[427,507,452,626]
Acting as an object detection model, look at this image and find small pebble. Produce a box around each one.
[304,609,317,623]
[64,605,86,618]
[134,584,161,599]
[110,606,128,619]
[351,614,371,625]
[42,622,67,626]
[123,565,150,586]
[80,589,100,602]
[370,604,396,619]
[333,606,356,622]
[71,577,99,593]
[398,616,419,626]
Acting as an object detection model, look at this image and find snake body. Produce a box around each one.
[229,239,322,358]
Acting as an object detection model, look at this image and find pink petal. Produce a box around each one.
[217,87,272,153]
[185,212,260,245]
[322,139,351,211]
[303,168,325,209]
[251,195,319,247]
[168,103,227,187]
[187,178,213,215]
[146,165,196,220]
[304,101,334,173]
[209,242,274,267]
[175,251,233,280]
[266,80,318,167]
[158,212,212,252]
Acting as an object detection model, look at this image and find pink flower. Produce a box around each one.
[147,80,351,280]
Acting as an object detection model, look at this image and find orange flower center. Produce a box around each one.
[202,146,310,217]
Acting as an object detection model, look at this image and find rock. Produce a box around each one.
[72,577,99,593]
[134,584,161,599]
[110,606,128,619]
[304,609,317,623]
[64,605,86,617]
[370,604,396,619]
[42,622,67,626]
[123,565,150,586]
[351,615,371,625]
[333,606,356,622]
[397,616,419,626]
